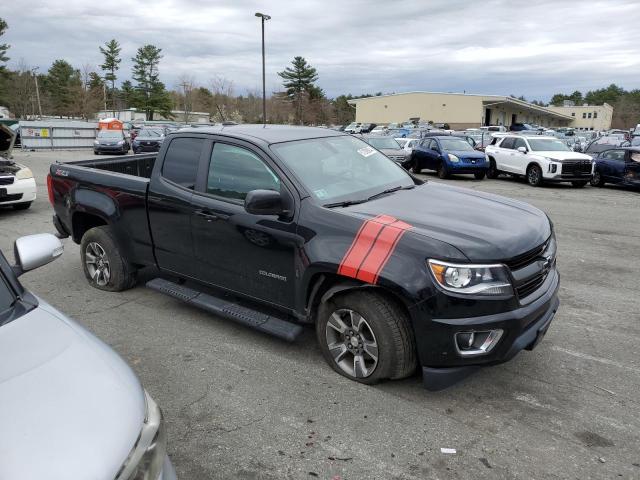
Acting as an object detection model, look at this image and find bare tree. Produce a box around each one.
[176,74,195,124]
[5,59,36,118]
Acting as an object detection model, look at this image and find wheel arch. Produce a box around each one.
[72,211,108,243]
[304,272,414,325]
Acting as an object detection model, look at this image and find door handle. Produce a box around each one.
[195,209,219,221]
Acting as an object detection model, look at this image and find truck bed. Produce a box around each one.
[68,153,156,178]
[50,153,157,268]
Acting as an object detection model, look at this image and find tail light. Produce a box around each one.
[46,174,54,205]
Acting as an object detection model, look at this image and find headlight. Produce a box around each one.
[15,167,34,180]
[118,140,125,145]
[448,154,459,163]
[428,260,513,296]
[116,391,167,480]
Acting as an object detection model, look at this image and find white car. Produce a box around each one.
[485,135,594,187]
[0,160,36,210]
[480,125,507,133]
[344,122,362,134]
[1,124,36,210]
[395,137,420,154]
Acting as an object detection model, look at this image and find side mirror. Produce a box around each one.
[244,190,284,216]
[517,146,527,154]
[13,233,64,277]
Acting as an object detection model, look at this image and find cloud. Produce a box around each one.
[3,0,640,100]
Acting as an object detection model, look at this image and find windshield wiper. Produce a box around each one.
[323,185,415,208]
[366,184,415,201]
[323,199,368,208]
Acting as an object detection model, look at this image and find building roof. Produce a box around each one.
[348,91,573,120]
[176,124,345,144]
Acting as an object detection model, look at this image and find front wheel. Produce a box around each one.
[317,291,416,384]
[437,162,449,179]
[486,158,500,179]
[527,164,543,187]
[474,171,486,180]
[572,180,588,188]
[80,226,137,291]
[411,157,421,174]
[590,171,605,187]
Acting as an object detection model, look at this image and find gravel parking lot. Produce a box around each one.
[2,149,639,480]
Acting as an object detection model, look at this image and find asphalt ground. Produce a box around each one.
[1,149,639,480]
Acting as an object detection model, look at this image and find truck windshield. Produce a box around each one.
[527,139,571,151]
[271,135,413,204]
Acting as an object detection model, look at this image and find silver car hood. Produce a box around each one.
[0,298,145,480]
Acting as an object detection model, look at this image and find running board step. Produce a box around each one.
[146,278,304,342]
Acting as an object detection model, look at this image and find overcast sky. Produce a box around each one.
[3,0,640,101]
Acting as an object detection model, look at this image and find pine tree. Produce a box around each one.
[278,56,319,124]
[0,18,9,66]
[44,60,81,116]
[99,39,121,112]
[131,45,172,120]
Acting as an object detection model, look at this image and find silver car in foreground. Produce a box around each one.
[0,233,176,480]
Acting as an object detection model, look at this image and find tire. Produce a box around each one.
[474,171,486,180]
[572,180,588,188]
[590,171,605,187]
[411,157,421,174]
[316,290,417,384]
[12,202,32,211]
[437,162,449,179]
[486,158,499,179]
[80,226,137,291]
[526,164,543,187]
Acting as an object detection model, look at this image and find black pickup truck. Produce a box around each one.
[49,125,560,390]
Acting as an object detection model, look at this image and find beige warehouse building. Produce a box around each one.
[348,92,578,130]
[546,103,613,131]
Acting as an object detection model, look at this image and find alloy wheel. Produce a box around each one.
[325,308,379,378]
[85,242,111,287]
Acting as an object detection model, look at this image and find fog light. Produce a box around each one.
[549,164,557,173]
[455,329,503,357]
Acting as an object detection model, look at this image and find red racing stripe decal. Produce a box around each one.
[338,215,412,284]
[337,215,396,278]
[356,220,412,284]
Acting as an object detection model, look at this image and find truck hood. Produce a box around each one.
[532,151,593,161]
[343,182,551,261]
[0,298,145,480]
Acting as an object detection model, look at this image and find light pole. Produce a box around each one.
[255,12,270,124]
[32,67,43,119]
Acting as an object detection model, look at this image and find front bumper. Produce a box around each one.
[95,144,128,153]
[414,269,560,390]
[449,161,488,174]
[0,177,36,205]
[544,173,592,182]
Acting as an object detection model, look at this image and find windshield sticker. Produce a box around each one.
[314,189,329,199]
[357,146,376,157]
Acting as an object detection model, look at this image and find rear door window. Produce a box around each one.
[161,137,205,189]
[500,137,516,149]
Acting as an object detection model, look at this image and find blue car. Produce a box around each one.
[411,135,488,179]
[590,147,640,189]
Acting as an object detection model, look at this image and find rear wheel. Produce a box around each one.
[572,180,588,188]
[526,164,543,187]
[474,171,486,180]
[486,158,500,179]
[12,202,32,211]
[316,290,416,384]
[590,171,605,187]
[437,162,449,179]
[80,226,137,291]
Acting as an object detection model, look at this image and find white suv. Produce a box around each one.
[485,135,594,187]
